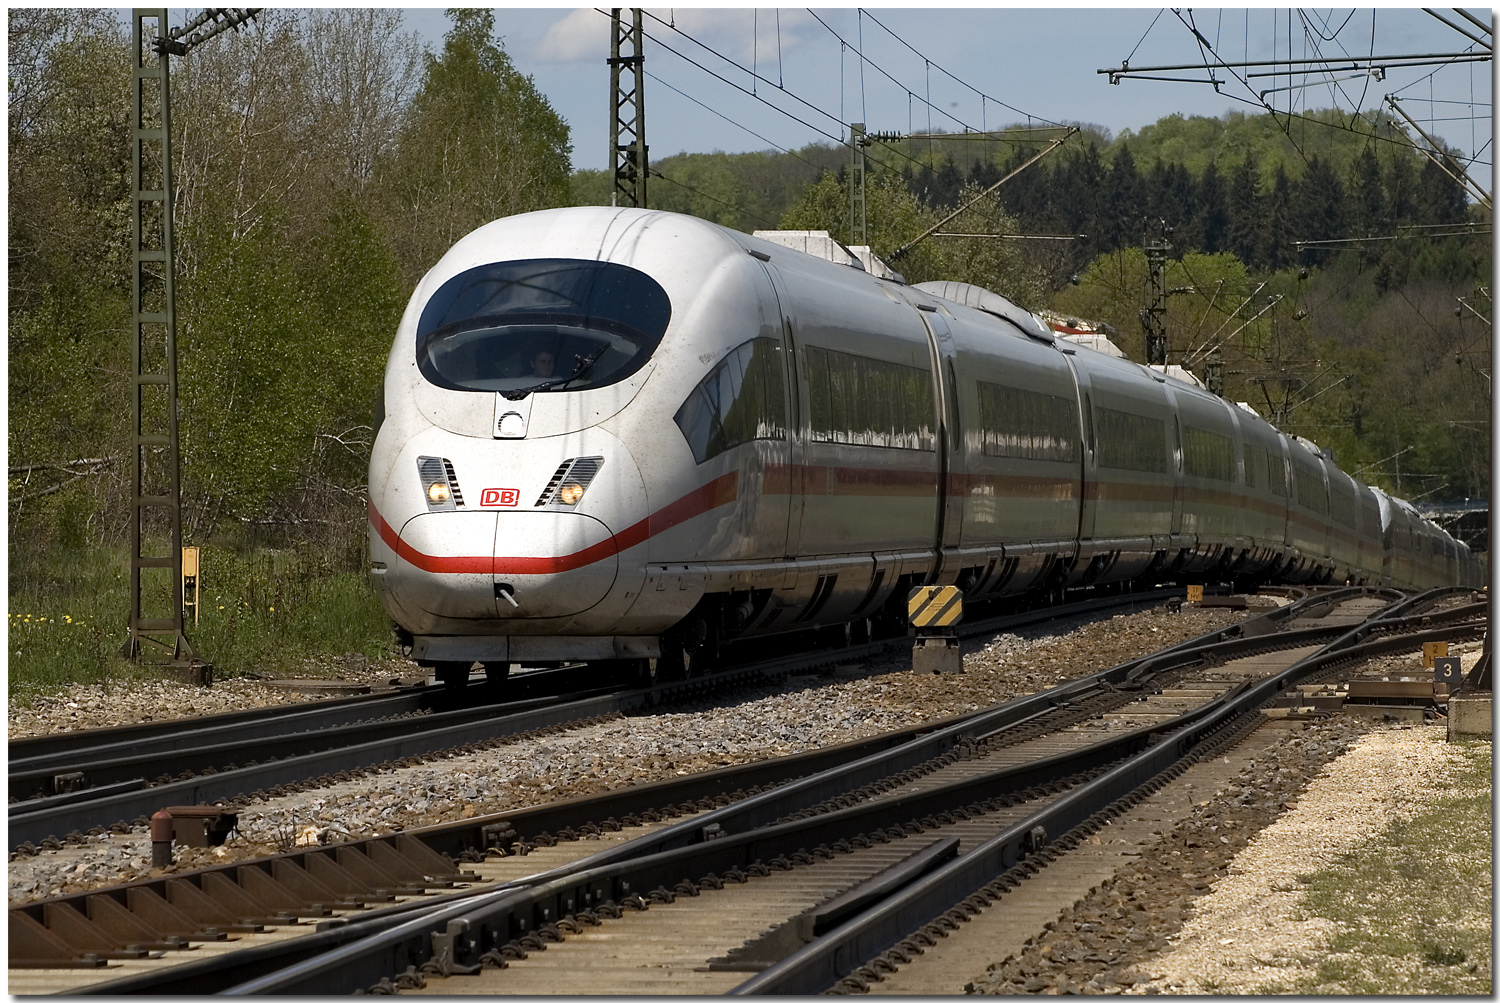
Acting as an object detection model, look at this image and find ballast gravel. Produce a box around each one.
[7,656,400,740]
[964,721,1486,996]
[8,602,1247,904]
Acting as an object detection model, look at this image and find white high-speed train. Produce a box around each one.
[367,206,1482,685]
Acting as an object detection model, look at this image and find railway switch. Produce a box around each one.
[909,586,963,674]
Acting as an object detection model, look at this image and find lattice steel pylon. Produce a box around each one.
[849,123,867,247]
[609,8,647,208]
[1142,220,1171,367]
[123,8,258,673]
[123,9,193,666]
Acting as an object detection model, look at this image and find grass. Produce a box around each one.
[8,542,397,702]
[1265,737,1493,995]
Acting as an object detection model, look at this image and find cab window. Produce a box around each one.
[416,258,671,395]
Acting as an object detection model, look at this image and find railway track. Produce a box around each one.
[7,586,1198,851]
[9,586,1484,993]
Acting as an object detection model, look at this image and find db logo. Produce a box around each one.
[480,488,520,507]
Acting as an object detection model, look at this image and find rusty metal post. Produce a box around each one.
[151,809,174,867]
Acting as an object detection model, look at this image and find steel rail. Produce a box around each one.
[6,689,645,850]
[9,688,612,806]
[220,669,1266,993]
[237,590,1476,995]
[9,686,423,764]
[8,662,591,776]
[9,588,1203,846]
[197,590,1372,992]
[735,615,1484,992]
[47,588,1307,990]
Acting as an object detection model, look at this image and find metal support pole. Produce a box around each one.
[608,9,647,209]
[850,122,867,247]
[1142,221,1170,366]
[125,9,195,669]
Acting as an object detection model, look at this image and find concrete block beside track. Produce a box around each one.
[1447,694,1492,740]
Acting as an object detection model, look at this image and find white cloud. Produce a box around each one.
[647,8,818,66]
[533,8,819,66]
[535,8,610,63]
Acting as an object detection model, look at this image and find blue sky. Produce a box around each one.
[129,8,1492,180]
[395,7,1492,179]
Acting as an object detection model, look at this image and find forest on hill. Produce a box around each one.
[10,7,1491,585]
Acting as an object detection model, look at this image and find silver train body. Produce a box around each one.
[368,207,1482,668]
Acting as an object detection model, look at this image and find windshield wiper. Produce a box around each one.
[500,344,610,400]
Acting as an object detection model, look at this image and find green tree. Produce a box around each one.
[1291,156,1346,266]
[1225,151,1262,266]
[382,8,572,285]
[1196,161,1228,253]
[1262,165,1294,270]
[779,171,1043,307]
[8,10,134,550]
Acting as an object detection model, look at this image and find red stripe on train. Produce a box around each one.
[369,472,739,576]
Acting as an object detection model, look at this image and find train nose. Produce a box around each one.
[490,511,619,615]
[391,510,618,620]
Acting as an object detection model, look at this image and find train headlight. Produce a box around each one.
[536,456,604,507]
[417,456,463,511]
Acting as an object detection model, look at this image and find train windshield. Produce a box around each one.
[415,258,672,395]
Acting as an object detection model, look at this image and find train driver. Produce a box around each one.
[530,350,556,378]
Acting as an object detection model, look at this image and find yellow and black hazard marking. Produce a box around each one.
[908,585,963,628]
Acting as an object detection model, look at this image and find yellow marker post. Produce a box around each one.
[182,546,201,625]
[1186,585,1204,603]
[908,585,964,628]
[908,585,963,674]
[1422,641,1449,669]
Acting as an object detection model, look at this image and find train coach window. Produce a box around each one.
[1181,426,1234,481]
[977,382,1077,462]
[1092,407,1168,473]
[673,338,787,464]
[805,346,936,450]
[1330,480,1357,527]
[1266,450,1286,497]
[1293,459,1328,514]
[415,258,671,394]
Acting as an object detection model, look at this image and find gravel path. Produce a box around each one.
[1139,724,1489,994]
[964,718,1489,996]
[8,602,1244,904]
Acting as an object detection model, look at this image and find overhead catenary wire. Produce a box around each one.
[629,8,1062,225]
[644,69,827,172]
[647,168,778,228]
[1422,8,1493,50]
[856,8,1067,128]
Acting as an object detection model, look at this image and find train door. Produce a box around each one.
[914,303,964,583]
[1164,388,1185,537]
[1061,352,1098,543]
[748,258,800,574]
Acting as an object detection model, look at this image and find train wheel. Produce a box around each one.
[654,640,689,683]
[432,661,473,691]
[593,658,651,686]
[482,662,509,688]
